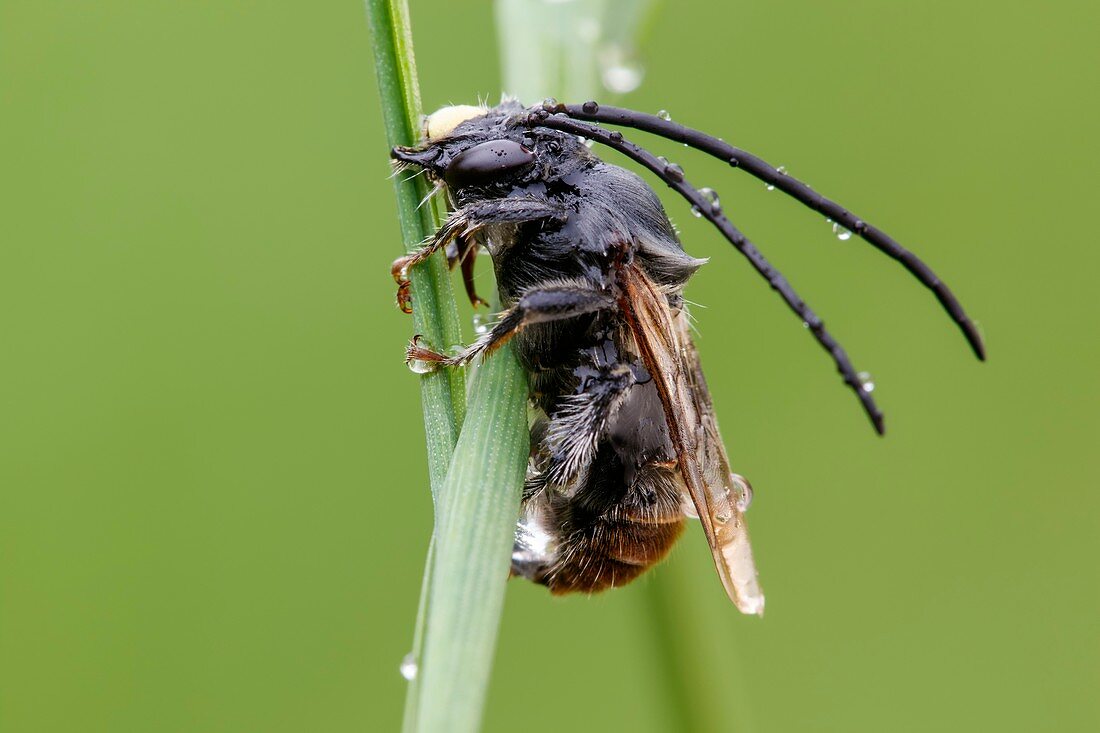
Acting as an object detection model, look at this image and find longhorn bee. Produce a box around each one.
[390,99,984,615]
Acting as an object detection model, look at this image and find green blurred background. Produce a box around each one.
[2,1,1097,731]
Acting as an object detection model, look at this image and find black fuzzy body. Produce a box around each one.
[463,116,702,591]
[498,161,696,592]
[395,102,706,593]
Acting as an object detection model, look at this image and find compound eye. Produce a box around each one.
[444,140,535,189]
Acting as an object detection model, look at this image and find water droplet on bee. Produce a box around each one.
[857,371,875,393]
[664,163,684,181]
[407,359,434,375]
[656,109,672,121]
[699,187,720,213]
[399,653,418,681]
[715,511,732,525]
[730,473,753,512]
[398,266,409,281]
[765,166,787,191]
[542,97,560,110]
[609,131,623,142]
[581,100,599,114]
[657,155,668,165]
[832,221,853,240]
[690,205,702,218]
[471,312,490,335]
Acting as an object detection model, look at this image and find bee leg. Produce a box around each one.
[459,240,490,309]
[536,365,636,488]
[444,234,489,309]
[405,283,615,369]
[392,197,565,313]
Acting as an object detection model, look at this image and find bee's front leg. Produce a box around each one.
[391,197,565,314]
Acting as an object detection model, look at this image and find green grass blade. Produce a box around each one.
[365,2,470,730]
[414,348,529,733]
[366,0,464,493]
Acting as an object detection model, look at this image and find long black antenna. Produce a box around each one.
[553,102,985,362]
[525,110,886,435]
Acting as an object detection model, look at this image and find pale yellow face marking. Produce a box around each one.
[422,105,489,142]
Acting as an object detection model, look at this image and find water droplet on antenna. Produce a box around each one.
[656,109,672,121]
[699,187,721,214]
[857,371,875,393]
[766,166,787,191]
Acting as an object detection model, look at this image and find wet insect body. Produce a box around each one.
[390,100,983,615]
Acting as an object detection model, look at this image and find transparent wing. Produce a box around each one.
[618,261,765,615]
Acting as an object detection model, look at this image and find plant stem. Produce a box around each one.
[366,0,464,493]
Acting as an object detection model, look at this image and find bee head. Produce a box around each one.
[391,102,590,195]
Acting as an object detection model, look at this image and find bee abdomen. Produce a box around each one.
[538,514,685,594]
[518,458,687,595]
